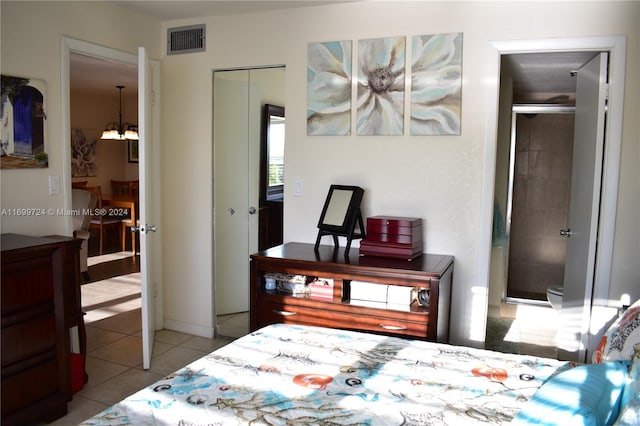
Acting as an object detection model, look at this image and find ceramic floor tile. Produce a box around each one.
[148,346,209,376]
[89,308,142,335]
[89,335,143,367]
[80,368,164,406]
[182,335,232,353]
[49,396,109,426]
[218,323,249,339]
[82,356,129,390]
[224,312,249,328]
[85,327,128,353]
[154,329,193,345]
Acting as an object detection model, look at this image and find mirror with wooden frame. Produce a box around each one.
[314,184,365,255]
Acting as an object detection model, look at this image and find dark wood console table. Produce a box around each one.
[1,233,85,425]
[250,242,453,342]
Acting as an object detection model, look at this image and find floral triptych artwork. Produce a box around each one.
[307,33,462,136]
[307,41,353,136]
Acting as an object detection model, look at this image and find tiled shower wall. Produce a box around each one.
[507,113,574,300]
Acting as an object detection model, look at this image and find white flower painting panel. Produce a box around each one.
[410,33,463,135]
[357,36,406,136]
[307,41,352,135]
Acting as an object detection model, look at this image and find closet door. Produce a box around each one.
[213,68,283,319]
[214,70,252,315]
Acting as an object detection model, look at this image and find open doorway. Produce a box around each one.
[482,36,626,362]
[69,52,141,323]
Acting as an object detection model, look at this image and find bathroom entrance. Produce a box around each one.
[505,107,575,302]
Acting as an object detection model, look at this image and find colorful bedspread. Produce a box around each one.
[81,323,568,425]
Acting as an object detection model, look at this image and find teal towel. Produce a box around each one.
[492,204,507,247]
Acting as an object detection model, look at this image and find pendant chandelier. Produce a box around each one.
[101,85,138,140]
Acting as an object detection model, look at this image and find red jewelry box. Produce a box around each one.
[360,216,423,260]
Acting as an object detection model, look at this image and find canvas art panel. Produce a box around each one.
[307,40,352,136]
[1,74,48,169]
[357,36,406,136]
[410,33,463,135]
[71,128,98,177]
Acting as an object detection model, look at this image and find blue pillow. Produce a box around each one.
[613,358,640,425]
[512,360,631,425]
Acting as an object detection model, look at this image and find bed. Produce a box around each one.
[79,310,640,425]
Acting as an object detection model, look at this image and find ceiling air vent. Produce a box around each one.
[167,24,205,55]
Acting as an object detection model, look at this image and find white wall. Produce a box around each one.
[71,90,139,193]
[158,1,639,345]
[2,1,638,347]
[0,1,160,236]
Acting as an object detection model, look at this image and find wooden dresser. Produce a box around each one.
[250,242,453,342]
[1,234,85,426]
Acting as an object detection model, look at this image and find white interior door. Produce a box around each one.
[138,47,160,369]
[557,52,608,362]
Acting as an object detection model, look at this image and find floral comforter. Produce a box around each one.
[81,323,567,425]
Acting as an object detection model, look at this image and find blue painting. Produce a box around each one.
[1,74,47,168]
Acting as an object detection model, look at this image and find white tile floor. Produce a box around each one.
[44,274,248,425]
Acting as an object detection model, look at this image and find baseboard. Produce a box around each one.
[162,319,215,339]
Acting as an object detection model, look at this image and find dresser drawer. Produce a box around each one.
[366,216,422,239]
[256,301,428,338]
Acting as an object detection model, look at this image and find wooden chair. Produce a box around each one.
[118,200,136,255]
[72,180,88,189]
[111,179,137,198]
[110,180,139,254]
[85,185,122,255]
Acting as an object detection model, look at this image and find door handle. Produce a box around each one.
[130,225,157,233]
[227,208,235,215]
[560,228,572,237]
[272,309,297,316]
[248,206,257,215]
[379,324,408,331]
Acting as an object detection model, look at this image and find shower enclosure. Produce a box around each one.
[504,105,575,302]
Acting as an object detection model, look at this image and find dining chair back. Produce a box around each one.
[111,180,139,198]
[85,185,123,255]
[109,180,139,255]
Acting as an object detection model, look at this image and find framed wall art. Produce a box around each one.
[1,74,48,169]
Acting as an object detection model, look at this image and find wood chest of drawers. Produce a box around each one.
[1,234,85,426]
[250,242,453,342]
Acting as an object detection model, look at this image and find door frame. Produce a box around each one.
[478,36,626,356]
[211,65,285,328]
[60,36,164,339]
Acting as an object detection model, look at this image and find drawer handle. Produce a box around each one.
[273,309,297,316]
[379,324,407,331]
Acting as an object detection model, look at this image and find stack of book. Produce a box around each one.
[349,281,415,311]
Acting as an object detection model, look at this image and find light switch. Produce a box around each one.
[294,179,303,197]
[49,175,60,195]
